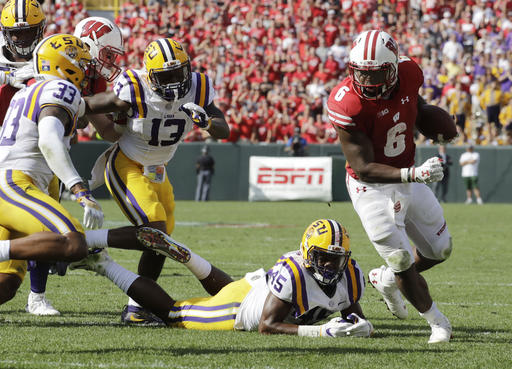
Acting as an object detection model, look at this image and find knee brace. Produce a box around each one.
[386,249,414,273]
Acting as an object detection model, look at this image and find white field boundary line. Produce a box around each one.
[104,221,292,229]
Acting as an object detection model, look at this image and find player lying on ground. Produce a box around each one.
[70,219,373,337]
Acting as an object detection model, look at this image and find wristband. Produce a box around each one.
[78,98,86,118]
[400,168,411,183]
[297,325,321,337]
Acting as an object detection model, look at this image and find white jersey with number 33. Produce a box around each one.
[0,79,81,191]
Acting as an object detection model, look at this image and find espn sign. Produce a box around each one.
[249,156,332,201]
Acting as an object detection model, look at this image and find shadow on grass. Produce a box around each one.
[31,346,454,356]
[372,322,511,343]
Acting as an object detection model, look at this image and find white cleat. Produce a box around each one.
[69,249,112,276]
[25,292,60,316]
[368,266,408,320]
[428,313,452,343]
[136,227,191,263]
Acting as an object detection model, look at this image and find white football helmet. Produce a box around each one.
[73,16,124,82]
[348,30,399,100]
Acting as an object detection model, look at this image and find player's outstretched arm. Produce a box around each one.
[258,292,298,335]
[258,293,372,337]
[86,113,122,142]
[83,91,131,115]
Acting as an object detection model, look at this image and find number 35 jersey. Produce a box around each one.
[235,250,365,331]
[0,79,80,191]
[114,69,214,166]
[326,57,423,180]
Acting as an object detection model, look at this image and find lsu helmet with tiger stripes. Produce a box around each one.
[143,38,192,101]
[0,0,46,58]
[33,34,92,91]
[73,16,124,82]
[348,30,399,100]
[300,219,351,285]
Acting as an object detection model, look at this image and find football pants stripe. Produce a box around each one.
[105,147,148,225]
[0,170,77,234]
[169,302,240,323]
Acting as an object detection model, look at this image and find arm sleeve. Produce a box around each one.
[38,116,82,190]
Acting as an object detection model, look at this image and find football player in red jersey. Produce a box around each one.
[74,16,125,142]
[326,30,452,343]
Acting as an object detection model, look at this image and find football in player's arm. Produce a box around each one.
[70,219,373,338]
[326,30,452,344]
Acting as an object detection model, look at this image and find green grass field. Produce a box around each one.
[0,200,511,369]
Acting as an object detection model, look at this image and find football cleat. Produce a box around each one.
[427,313,452,343]
[368,266,408,320]
[121,305,165,326]
[136,227,191,263]
[25,291,60,316]
[69,248,112,276]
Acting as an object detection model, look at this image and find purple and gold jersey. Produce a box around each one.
[235,251,365,331]
[0,79,81,191]
[113,69,215,166]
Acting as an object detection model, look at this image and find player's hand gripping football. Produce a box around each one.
[320,314,373,338]
[179,102,212,130]
[401,157,444,184]
[76,190,104,229]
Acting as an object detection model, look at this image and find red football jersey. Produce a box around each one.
[327,58,423,179]
[0,84,18,125]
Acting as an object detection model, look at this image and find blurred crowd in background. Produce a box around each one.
[38,0,512,145]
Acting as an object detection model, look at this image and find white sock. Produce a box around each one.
[419,302,442,324]
[128,297,141,308]
[85,229,109,248]
[0,240,11,262]
[103,261,139,294]
[186,251,212,280]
